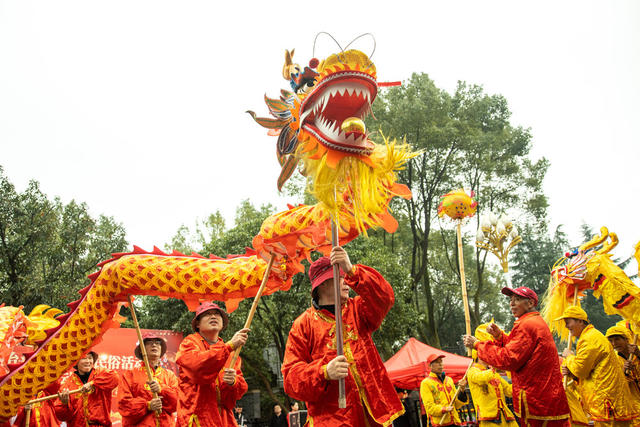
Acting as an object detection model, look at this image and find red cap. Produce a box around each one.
[134,333,167,360]
[309,257,344,292]
[192,302,229,332]
[427,353,445,364]
[501,286,538,306]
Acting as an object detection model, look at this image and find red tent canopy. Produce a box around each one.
[384,337,472,390]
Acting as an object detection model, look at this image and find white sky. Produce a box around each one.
[1,1,638,266]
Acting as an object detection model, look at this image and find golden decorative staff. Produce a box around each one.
[475,212,521,288]
[438,188,478,355]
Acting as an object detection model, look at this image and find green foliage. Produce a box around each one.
[0,166,128,311]
[368,74,547,347]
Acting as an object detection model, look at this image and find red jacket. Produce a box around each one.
[118,365,179,426]
[13,382,61,427]
[53,368,119,427]
[282,265,404,427]
[218,356,248,427]
[475,312,570,421]
[176,333,232,427]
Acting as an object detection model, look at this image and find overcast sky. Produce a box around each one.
[1,1,638,269]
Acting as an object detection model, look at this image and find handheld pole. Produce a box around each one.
[563,286,580,387]
[331,217,347,409]
[626,334,638,375]
[127,295,161,423]
[228,255,275,368]
[456,220,472,356]
[437,359,474,425]
[24,408,30,427]
[26,386,87,405]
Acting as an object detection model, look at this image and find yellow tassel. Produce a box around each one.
[297,133,417,234]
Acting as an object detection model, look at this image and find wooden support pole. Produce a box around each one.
[563,285,580,388]
[456,220,472,356]
[331,218,347,409]
[626,334,638,375]
[26,386,86,405]
[24,408,30,427]
[228,255,275,368]
[127,295,161,422]
[437,359,474,425]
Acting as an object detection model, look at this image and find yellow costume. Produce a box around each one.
[565,376,590,426]
[565,324,638,424]
[420,372,466,426]
[466,364,517,427]
[605,325,640,426]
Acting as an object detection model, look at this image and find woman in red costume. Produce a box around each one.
[54,350,119,427]
[119,333,179,426]
[13,381,61,427]
[176,302,249,427]
[282,246,404,427]
[463,287,570,427]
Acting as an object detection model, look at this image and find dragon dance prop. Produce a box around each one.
[0,38,414,419]
[249,36,416,407]
[541,227,640,342]
[438,188,478,355]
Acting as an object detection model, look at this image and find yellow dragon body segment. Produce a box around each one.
[0,247,289,417]
[0,41,414,419]
[542,227,640,340]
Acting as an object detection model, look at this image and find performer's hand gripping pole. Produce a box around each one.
[127,295,162,422]
[228,255,275,368]
[331,217,347,409]
[456,219,472,356]
[437,359,473,425]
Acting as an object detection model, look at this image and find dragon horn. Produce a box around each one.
[598,232,619,254]
[282,49,295,80]
[579,226,609,252]
[28,304,50,317]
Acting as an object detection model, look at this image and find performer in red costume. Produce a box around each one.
[282,246,404,427]
[463,287,570,427]
[119,333,179,426]
[13,381,62,427]
[176,302,249,427]
[54,351,119,427]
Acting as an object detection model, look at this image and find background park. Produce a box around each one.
[1,0,638,424]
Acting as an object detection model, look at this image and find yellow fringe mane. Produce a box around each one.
[297,133,417,233]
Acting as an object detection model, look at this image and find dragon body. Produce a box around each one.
[0,44,414,419]
[542,227,640,340]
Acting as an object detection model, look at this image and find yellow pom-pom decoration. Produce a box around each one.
[438,188,477,220]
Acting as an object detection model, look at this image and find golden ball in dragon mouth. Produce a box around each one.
[341,117,366,135]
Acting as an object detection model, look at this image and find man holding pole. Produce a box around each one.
[606,324,640,407]
[118,333,179,426]
[54,350,119,427]
[176,302,249,427]
[419,354,468,427]
[559,306,638,426]
[463,286,570,427]
[281,246,403,427]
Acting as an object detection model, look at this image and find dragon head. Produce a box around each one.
[541,227,637,339]
[249,44,415,233]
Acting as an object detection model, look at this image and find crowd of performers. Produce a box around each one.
[5,246,640,427]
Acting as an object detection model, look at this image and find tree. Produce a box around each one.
[369,74,549,347]
[0,167,128,310]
